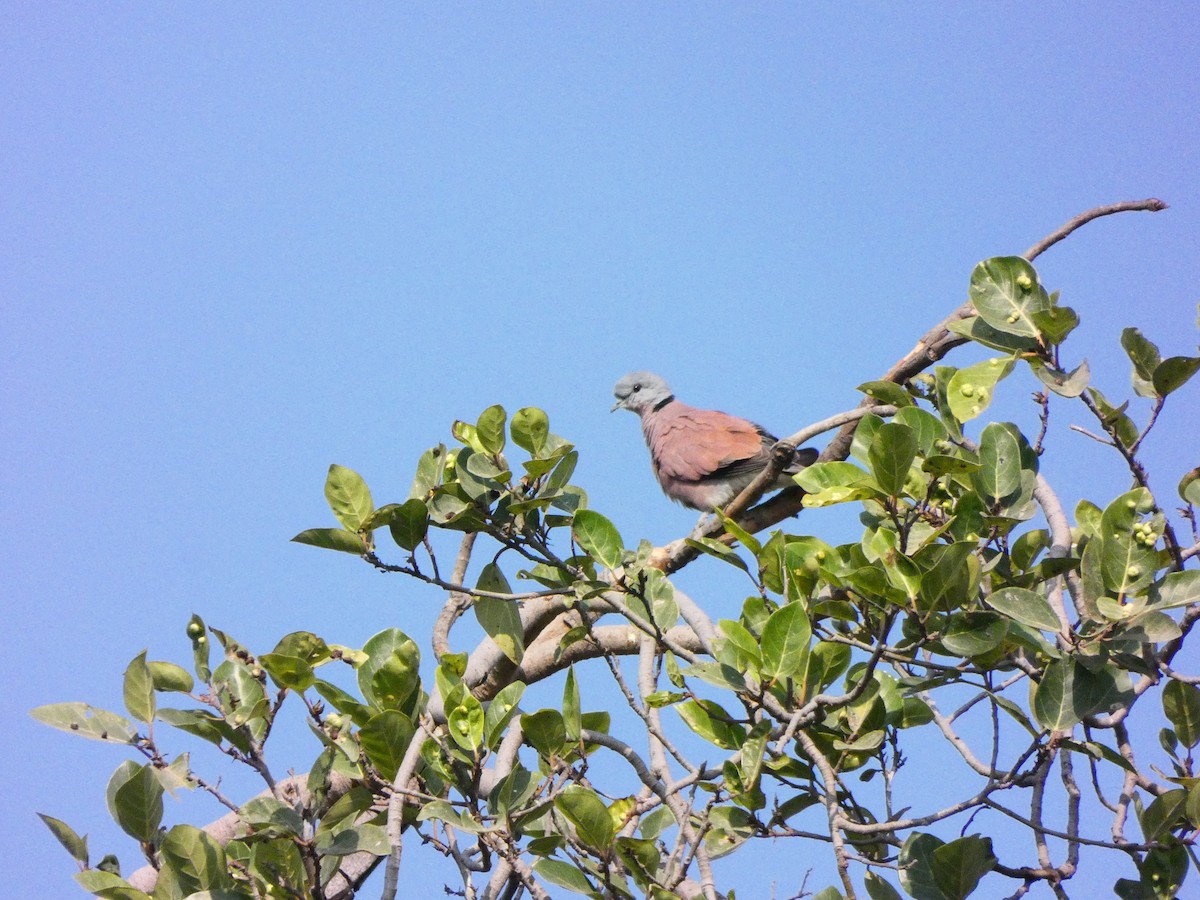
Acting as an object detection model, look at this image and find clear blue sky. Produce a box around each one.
[4,5,1198,898]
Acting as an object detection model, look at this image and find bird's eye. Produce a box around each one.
[633,383,642,392]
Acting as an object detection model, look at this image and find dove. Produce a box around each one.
[612,371,818,510]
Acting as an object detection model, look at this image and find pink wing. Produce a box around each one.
[649,405,766,482]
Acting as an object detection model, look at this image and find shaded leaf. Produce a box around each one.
[290,528,364,555]
[38,813,88,866]
[1163,680,1200,749]
[868,422,919,497]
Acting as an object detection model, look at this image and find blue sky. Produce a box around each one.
[4,5,1199,898]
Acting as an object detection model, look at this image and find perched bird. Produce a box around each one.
[612,371,819,511]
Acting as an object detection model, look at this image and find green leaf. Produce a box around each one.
[557,785,615,853]
[314,823,391,856]
[147,661,194,694]
[868,422,919,497]
[864,872,905,900]
[109,763,164,843]
[521,709,567,759]
[895,406,948,454]
[238,797,304,839]
[1030,358,1090,398]
[898,832,948,900]
[572,509,624,570]
[409,444,446,499]
[973,422,1022,501]
[73,871,151,900]
[1179,468,1200,506]
[856,380,914,408]
[1149,570,1200,610]
[1141,789,1188,841]
[387,498,429,551]
[760,602,812,682]
[1163,680,1200,748]
[1121,327,1162,396]
[31,702,137,744]
[562,667,582,743]
[358,628,421,712]
[38,813,88,866]
[532,858,596,895]
[946,315,1038,353]
[1098,488,1158,595]
[122,651,155,724]
[188,613,211,684]
[1030,303,1079,345]
[685,536,750,574]
[1153,355,1200,396]
[914,542,977,613]
[446,685,485,751]
[1032,658,1125,731]
[947,357,1015,423]
[968,256,1051,338]
[676,699,746,749]
[290,527,364,555]
[476,404,507,454]
[930,835,996,900]
[511,407,550,456]
[484,681,525,749]
[985,586,1062,632]
[323,464,373,531]
[941,613,1008,658]
[359,710,416,777]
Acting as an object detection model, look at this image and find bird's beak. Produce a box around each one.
[611,399,624,413]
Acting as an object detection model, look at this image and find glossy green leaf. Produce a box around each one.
[1163,680,1200,748]
[1153,355,1200,396]
[109,763,163,843]
[572,509,623,570]
[968,256,1050,338]
[946,315,1038,353]
[1098,489,1158,595]
[290,527,364,555]
[1030,358,1090,398]
[388,498,429,551]
[474,574,524,664]
[676,699,746,749]
[685,536,750,574]
[985,586,1062,632]
[898,832,948,900]
[864,871,905,900]
[73,871,150,900]
[532,858,596,894]
[947,357,1015,423]
[38,813,88,866]
[324,463,373,531]
[941,613,1008,658]
[1141,789,1188,841]
[562,667,581,742]
[1149,570,1200,610]
[358,628,421,712]
[259,653,314,691]
[446,685,485,751]
[511,407,550,456]
[895,406,948,454]
[930,835,996,900]
[1029,303,1079,345]
[238,797,304,839]
[973,422,1022,501]
[1032,658,1125,731]
[122,651,155,724]
[314,823,391,856]
[1121,327,1162,397]
[359,710,416,777]
[476,404,507,454]
[760,601,812,681]
[557,784,614,853]
[521,709,566,759]
[146,661,194,694]
[31,702,137,745]
[857,380,914,408]
[484,681,525,749]
[868,422,919,497]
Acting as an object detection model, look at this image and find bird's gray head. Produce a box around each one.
[611,371,674,414]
